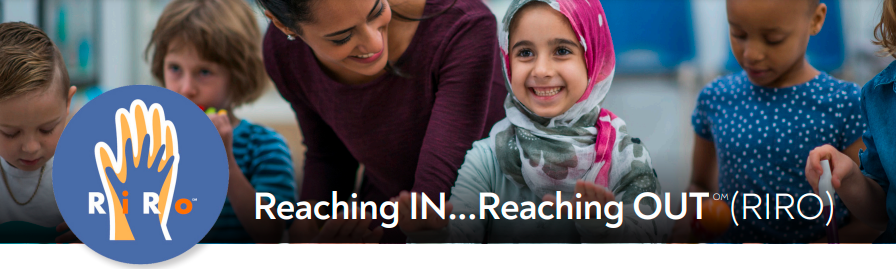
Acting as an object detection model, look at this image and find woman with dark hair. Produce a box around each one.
[258,0,506,243]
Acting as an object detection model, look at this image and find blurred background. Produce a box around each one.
[1,0,892,197]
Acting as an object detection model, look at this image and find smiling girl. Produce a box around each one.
[684,0,879,243]
[394,0,665,243]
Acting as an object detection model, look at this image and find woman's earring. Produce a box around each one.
[287,34,296,41]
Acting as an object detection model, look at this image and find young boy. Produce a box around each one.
[146,0,295,243]
[684,0,879,243]
[0,22,77,242]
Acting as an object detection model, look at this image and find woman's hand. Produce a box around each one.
[392,191,454,233]
[289,211,384,243]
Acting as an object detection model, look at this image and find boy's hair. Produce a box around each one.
[146,0,267,107]
[875,0,896,58]
[0,22,70,103]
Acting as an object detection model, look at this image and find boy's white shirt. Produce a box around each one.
[0,157,63,227]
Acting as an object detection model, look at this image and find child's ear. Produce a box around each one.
[66,86,77,110]
[810,3,827,36]
[264,10,299,38]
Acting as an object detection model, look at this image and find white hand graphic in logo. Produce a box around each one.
[94,100,180,241]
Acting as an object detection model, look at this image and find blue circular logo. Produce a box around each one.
[54,85,229,264]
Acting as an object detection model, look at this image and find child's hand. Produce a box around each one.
[392,191,454,233]
[207,111,233,152]
[542,180,616,216]
[54,222,81,243]
[805,144,860,194]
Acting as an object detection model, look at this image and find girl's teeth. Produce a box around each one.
[534,87,561,97]
[355,53,376,59]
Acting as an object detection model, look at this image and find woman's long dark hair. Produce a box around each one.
[256,0,458,77]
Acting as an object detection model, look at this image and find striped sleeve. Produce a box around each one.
[204,121,297,243]
[234,122,296,206]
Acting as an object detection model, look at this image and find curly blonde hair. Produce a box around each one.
[875,0,896,58]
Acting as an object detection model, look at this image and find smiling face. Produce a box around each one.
[291,0,392,81]
[508,3,588,118]
[0,78,74,171]
[163,40,232,110]
[727,0,826,88]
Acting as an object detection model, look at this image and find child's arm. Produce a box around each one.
[669,136,718,242]
[689,85,719,194]
[208,114,291,243]
[815,214,881,243]
[808,84,888,235]
[816,139,883,242]
[689,136,719,193]
[806,144,888,231]
[672,86,720,242]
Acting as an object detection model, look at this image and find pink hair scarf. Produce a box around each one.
[491,0,619,198]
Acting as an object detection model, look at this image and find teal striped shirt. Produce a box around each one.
[202,119,296,243]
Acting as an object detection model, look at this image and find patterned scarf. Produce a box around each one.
[492,0,617,198]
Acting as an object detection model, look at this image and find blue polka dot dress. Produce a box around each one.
[691,71,867,243]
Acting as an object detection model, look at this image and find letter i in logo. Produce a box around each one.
[123,191,128,214]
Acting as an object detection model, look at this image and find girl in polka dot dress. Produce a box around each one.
[683,0,879,243]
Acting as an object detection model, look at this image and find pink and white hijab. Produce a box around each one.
[490,0,657,200]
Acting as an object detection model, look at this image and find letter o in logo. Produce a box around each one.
[176,199,193,214]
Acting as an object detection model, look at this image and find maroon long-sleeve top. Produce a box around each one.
[262,0,506,242]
